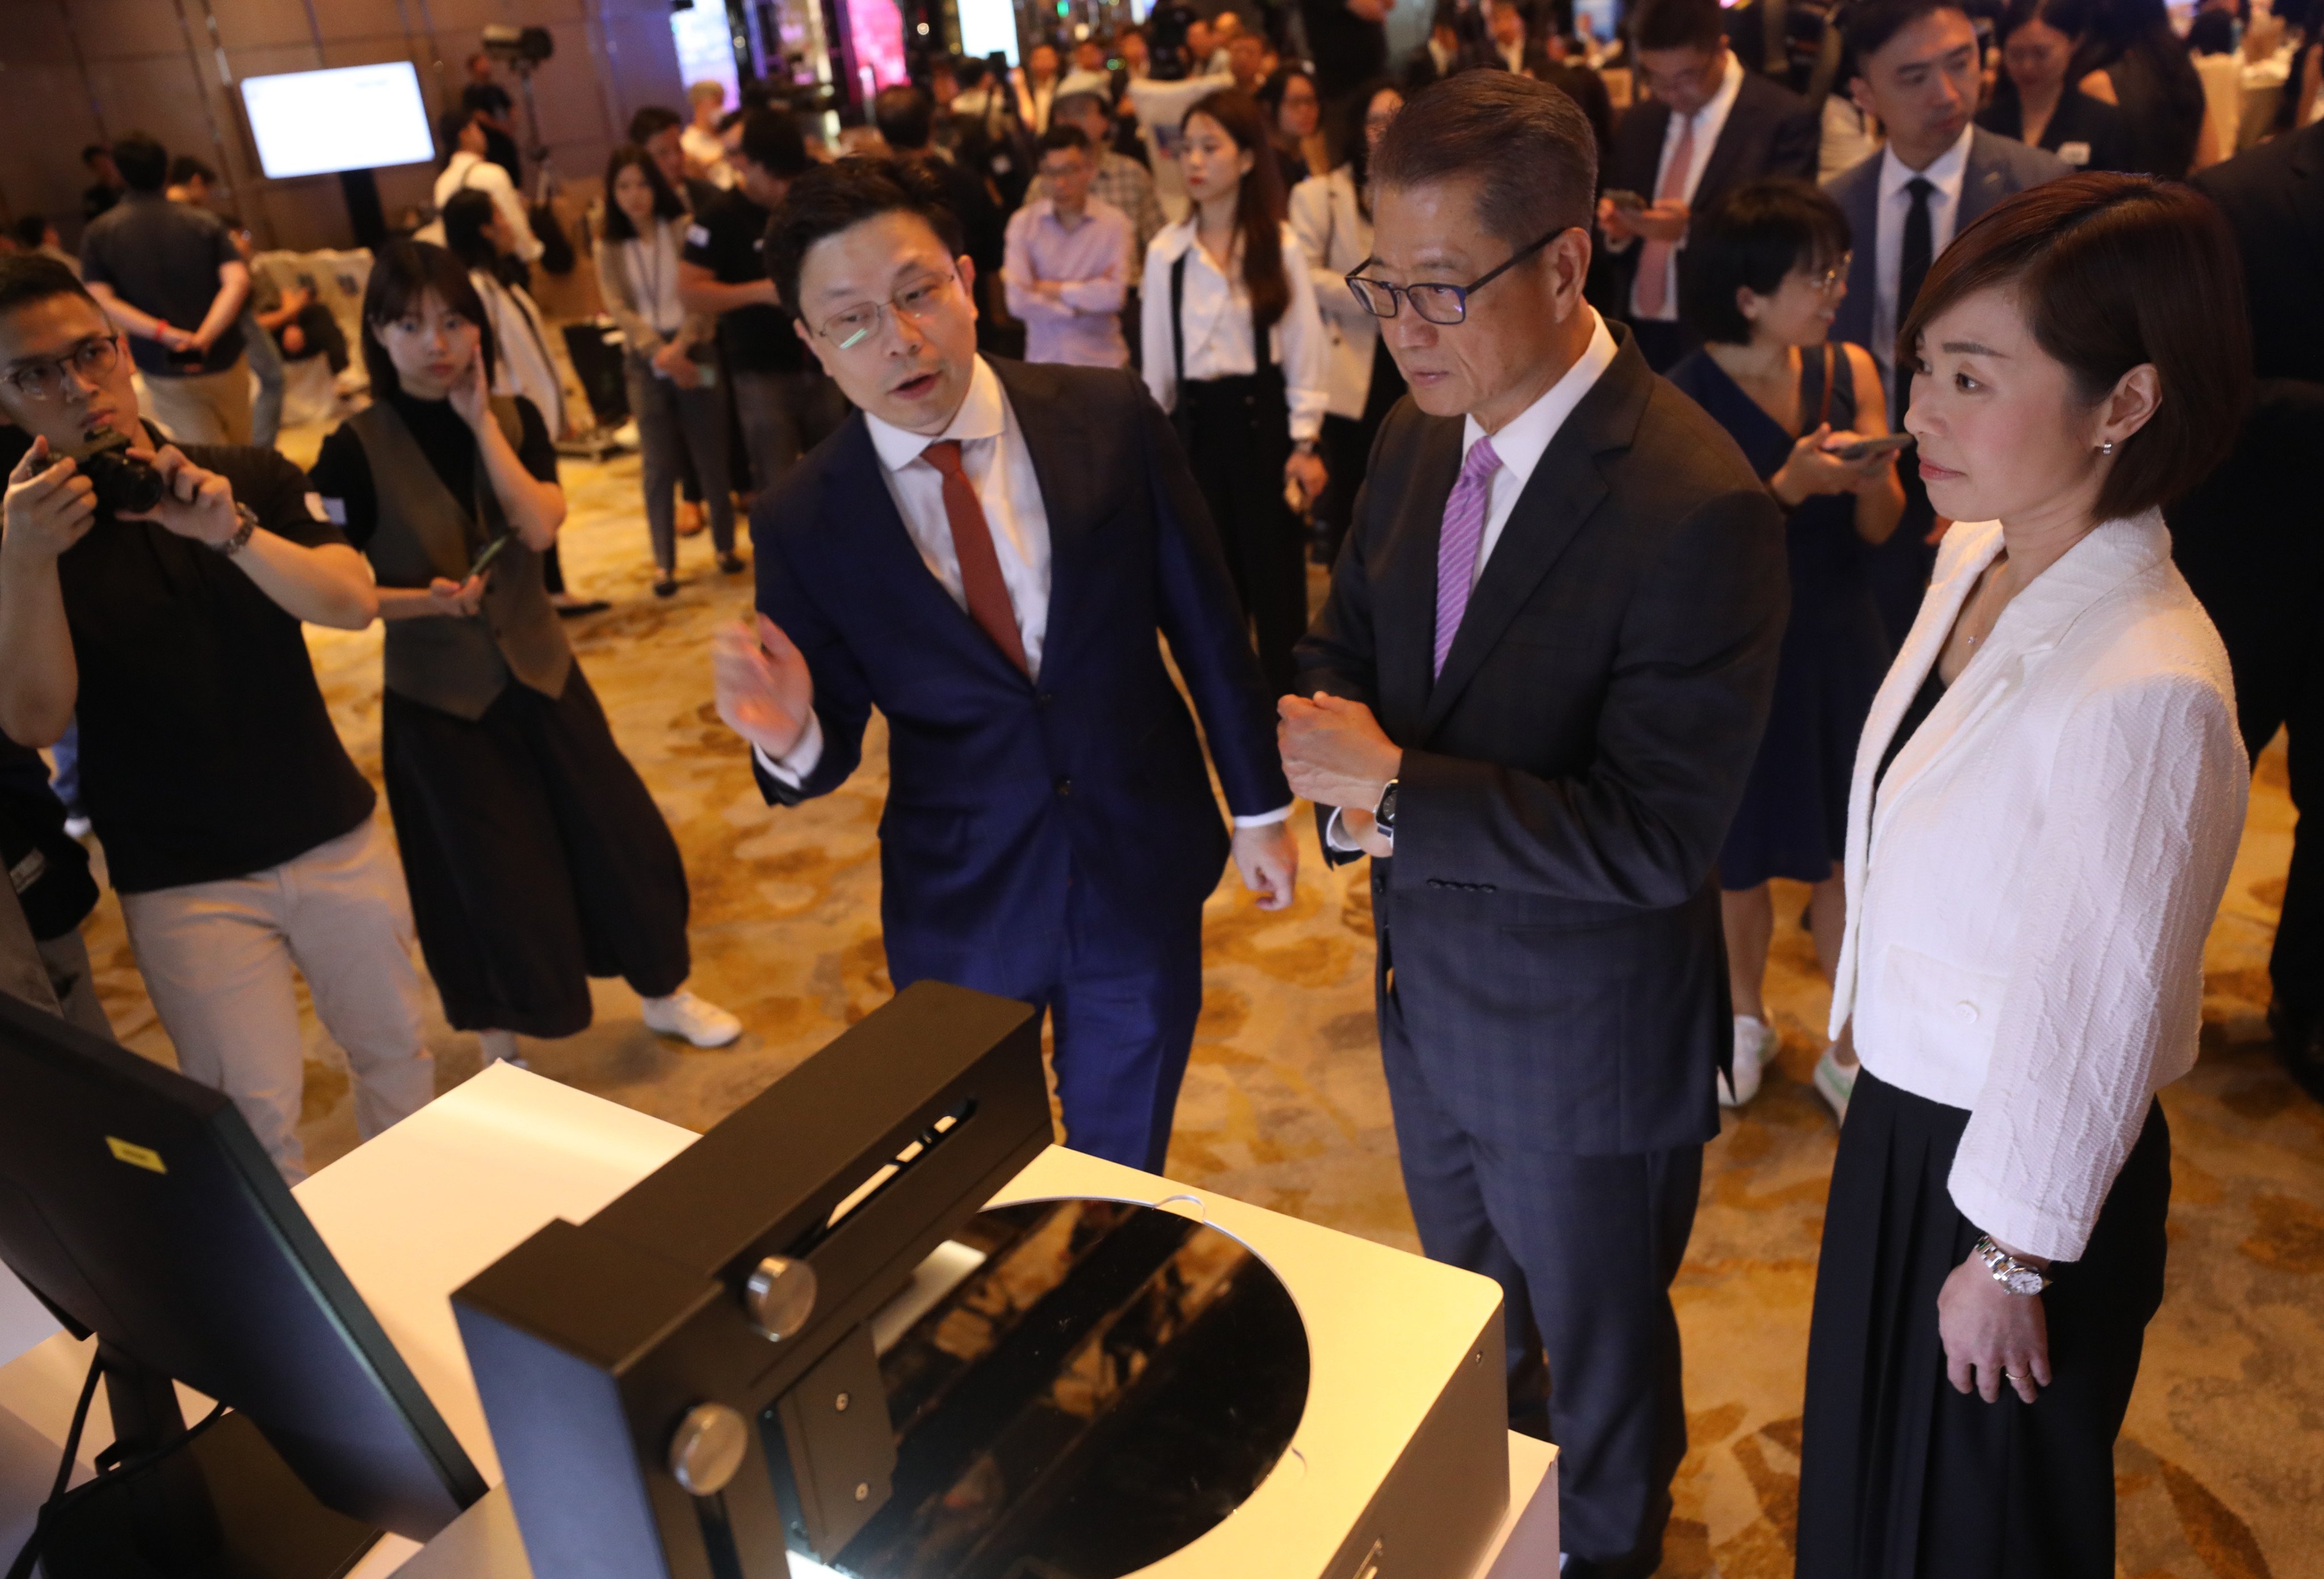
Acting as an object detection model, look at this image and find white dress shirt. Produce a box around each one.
[1868,123,1973,393]
[1140,220,1331,444]
[620,223,687,338]
[1625,51,1745,323]
[1831,513,2246,1261]
[1325,310,1619,850]
[469,270,564,438]
[757,357,1292,826]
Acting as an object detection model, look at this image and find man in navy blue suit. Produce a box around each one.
[712,159,1297,1172]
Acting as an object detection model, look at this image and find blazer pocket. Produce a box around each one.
[1878,942,2008,1067]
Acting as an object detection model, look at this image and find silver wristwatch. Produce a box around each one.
[1972,1234,2049,1296]
[213,502,260,557]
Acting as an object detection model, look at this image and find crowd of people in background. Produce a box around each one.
[3,0,2322,1571]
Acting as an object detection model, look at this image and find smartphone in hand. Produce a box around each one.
[468,533,512,578]
[1604,189,1649,213]
[1825,433,1913,464]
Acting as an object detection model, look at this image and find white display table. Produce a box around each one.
[0,1065,1557,1575]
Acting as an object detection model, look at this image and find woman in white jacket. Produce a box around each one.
[1795,174,2251,1579]
[1287,81,1406,567]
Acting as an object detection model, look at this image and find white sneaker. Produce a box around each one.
[62,815,91,841]
[642,989,743,1049]
[1720,1015,1773,1107]
[1814,1046,1857,1125]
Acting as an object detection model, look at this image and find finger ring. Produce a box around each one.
[2004,1370,2024,1381]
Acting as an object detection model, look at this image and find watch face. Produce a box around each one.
[2004,1268,2045,1297]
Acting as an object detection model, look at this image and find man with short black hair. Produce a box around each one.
[1823,0,2067,640]
[165,157,217,205]
[630,104,722,214]
[1032,92,1166,257]
[1285,71,1785,1578]
[78,133,253,448]
[80,145,124,225]
[713,159,1296,1174]
[1594,0,1819,370]
[1004,126,1136,368]
[0,256,434,1180]
[680,108,847,499]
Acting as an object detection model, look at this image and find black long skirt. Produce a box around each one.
[1796,1069,2170,1579]
[383,664,692,1038]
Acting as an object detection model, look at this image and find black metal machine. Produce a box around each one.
[453,982,1058,1578]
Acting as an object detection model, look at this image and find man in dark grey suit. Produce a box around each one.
[1281,73,1787,1579]
[1822,0,2069,639]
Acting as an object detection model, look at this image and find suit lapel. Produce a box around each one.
[1959,129,2014,228]
[1416,335,1649,739]
[1695,93,1760,213]
[1379,416,1465,729]
[992,357,1091,681]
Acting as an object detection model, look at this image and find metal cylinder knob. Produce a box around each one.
[746,1254,820,1342]
[667,1403,749,1496]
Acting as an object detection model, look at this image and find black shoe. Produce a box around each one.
[716,550,747,575]
[653,576,679,599]
[552,596,611,618]
[2270,1000,2324,1103]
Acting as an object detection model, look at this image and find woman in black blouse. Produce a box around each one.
[309,242,742,1067]
[1977,0,2132,171]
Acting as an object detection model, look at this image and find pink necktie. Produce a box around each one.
[1434,435,1504,678]
[1634,113,1696,318]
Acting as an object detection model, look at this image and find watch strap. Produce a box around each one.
[216,502,260,557]
[1972,1233,2049,1295]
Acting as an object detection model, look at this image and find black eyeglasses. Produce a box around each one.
[1344,227,1564,326]
[2,336,120,402]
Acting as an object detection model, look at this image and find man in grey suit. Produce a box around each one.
[1823,0,2070,639]
[1280,73,1787,1579]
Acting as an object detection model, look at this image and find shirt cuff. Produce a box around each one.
[750,713,825,787]
[1323,806,1390,853]
[1232,802,1295,828]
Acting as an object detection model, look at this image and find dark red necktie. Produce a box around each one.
[922,439,1029,676]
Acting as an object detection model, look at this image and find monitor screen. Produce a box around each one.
[957,0,1020,67]
[240,62,438,180]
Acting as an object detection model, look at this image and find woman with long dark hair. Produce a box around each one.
[2072,0,2215,175]
[1257,65,1330,190]
[1288,79,1407,566]
[594,142,741,595]
[1140,89,1330,697]
[306,242,742,1067]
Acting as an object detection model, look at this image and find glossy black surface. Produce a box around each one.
[832,1199,1312,1579]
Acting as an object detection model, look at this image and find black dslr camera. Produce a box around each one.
[66,430,167,516]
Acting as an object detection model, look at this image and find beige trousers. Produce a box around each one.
[141,358,254,447]
[120,819,433,1181]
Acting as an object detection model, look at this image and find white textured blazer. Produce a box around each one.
[1830,512,2247,1261]
[1286,167,1380,422]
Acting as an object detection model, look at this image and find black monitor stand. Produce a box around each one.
[338,168,388,252]
[33,1344,381,1579]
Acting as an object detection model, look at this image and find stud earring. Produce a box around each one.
[2099,440,2116,455]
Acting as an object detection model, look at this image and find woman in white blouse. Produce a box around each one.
[1796,174,2251,1578]
[594,145,740,595]
[1288,80,1406,567]
[1141,89,1330,699]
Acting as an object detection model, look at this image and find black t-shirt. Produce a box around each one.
[78,193,246,377]
[0,733,98,941]
[463,82,514,120]
[682,190,804,374]
[305,391,559,554]
[0,426,376,894]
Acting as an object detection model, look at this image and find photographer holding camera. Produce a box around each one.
[0,254,436,1182]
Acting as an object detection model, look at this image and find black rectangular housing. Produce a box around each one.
[453,980,1052,1579]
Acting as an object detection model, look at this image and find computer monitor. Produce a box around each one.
[0,991,483,1576]
[238,62,438,180]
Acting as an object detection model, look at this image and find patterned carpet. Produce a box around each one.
[69,434,2321,1577]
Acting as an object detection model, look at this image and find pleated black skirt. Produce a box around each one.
[383,663,692,1038]
[1796,1069,2171,1579]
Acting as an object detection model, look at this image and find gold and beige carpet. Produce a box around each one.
[68,432,2321,1577]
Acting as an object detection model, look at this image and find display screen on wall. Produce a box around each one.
[670,5,743,105]
[845,0,910,98]
[957,0,1020,66]
[239,62,436,179]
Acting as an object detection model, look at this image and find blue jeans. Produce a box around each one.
[242,312,284,449]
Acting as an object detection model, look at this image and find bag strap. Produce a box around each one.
[1816,342,1835,430]
[1171,249,1188,395]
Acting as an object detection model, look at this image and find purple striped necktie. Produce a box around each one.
[1434,433,1505,677]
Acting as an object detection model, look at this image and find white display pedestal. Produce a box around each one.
[0,1065,1557,1575]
